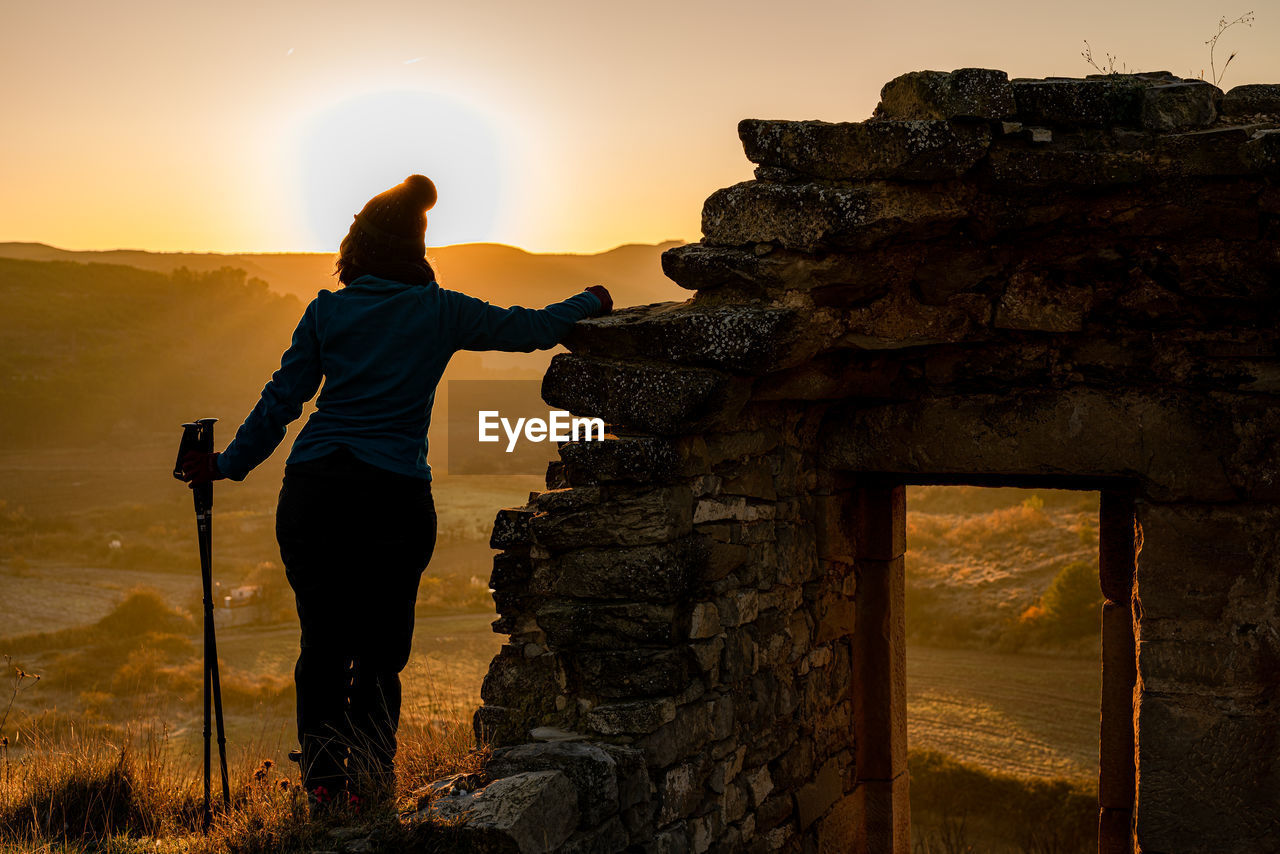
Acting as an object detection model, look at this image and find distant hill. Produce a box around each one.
[0,241,689,309]
[0,241,687,452]
[0,259,304,446]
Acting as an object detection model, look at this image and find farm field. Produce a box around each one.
[906,644,1097,782]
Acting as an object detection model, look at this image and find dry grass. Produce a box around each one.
[0,710,484,853]
[909,748,1096,854]
[0,588,488,852]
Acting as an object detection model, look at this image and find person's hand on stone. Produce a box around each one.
[585,285,613,316]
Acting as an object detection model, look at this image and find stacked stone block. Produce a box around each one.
[451,68,1280,854]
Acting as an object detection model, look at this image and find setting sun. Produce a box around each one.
[288,89,510,248]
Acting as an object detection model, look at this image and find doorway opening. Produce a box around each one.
[850,480,1136,854]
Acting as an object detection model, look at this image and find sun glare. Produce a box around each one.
[290,90,508,250]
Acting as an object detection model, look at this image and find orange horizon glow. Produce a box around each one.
[4,1,1277,255]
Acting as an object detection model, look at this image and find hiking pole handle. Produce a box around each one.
[174,418,218,477]
[175,418,217,514]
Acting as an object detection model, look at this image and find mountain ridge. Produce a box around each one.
[0,240,688,307]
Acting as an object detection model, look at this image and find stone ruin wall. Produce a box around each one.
[423,69,1280,854]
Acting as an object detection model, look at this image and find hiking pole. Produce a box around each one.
[173,419,231,830]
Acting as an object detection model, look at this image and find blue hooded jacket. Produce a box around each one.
[216,274,603,481]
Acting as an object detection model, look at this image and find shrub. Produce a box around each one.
[1016,560,1103,644]
[1040,560,1103,638]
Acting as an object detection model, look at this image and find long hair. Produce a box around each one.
[333,224,437,287]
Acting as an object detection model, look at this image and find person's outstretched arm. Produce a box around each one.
[213,299,324,481]
[446,286,610,352]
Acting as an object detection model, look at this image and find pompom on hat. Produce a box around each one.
[350,174,438,259]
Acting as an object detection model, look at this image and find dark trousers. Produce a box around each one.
[275,447,436,799]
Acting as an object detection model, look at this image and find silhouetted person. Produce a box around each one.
[180,174,611,813]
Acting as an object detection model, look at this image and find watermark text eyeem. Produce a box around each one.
[478,410,605,453]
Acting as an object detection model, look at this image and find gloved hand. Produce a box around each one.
[180,451,226,486]
[585,285,613,316]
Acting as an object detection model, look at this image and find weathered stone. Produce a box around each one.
[855,485,905,562]
[491,507,534,549]
[1150,124,1273,177]
[722,779,749,824]
[693,497,774,524]
[559,816,629,854]
[638,699,715,767]
[642,827,689,854]
[1134,502,1280,628]
[1140,80,1219,131]
[661,242,901,297]
[537,601,679,649]
[597,743,651,811]
[533,539,699,602]
[855,554,907,782]
[688,808,722,854]
[834,289,991,350]
[1134,693,1280,852]
[415,771,490,809]
[812,492,858,562]
[487,741,621,826]
[543,354,750,435]
[473,704,521,747]
[570,648,692,698]
[688,602,722,639]
[530,485,692,550]
[816,791,864,854]
[701,181,970,252]
[1221,83,1280,117]
[558,435,683,484]
[1100,601,1136,811]
[658,760,705,824]
[707,746,746,793]
[1012,76,1145,126]
[740,765,774,808]
[814,594,856,643]
[994,268,1093,332]
[739,118,991,181]
[529,726,585,742]
[718,457,776,500]
[755,790,795,831]
[566,301,820,374]
[986,146,1148,186]
[585,697,677,735]
[491,551,534,592]
[861,776,911,854]
[715,589,759,627]
[531,486,602,514]
[691,637,724,675]
[795,756,842,829]
[1241,127,1280,173]
[425,770,579,854]
[1099,807,1132,854]
[720,626,759,681]
[875,68,1015,120]
[821,391,1239,501]
[481,645,566,709]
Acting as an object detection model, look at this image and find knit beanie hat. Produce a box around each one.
[350,174,438,260]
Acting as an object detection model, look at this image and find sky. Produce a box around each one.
[3,0,1276,254]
